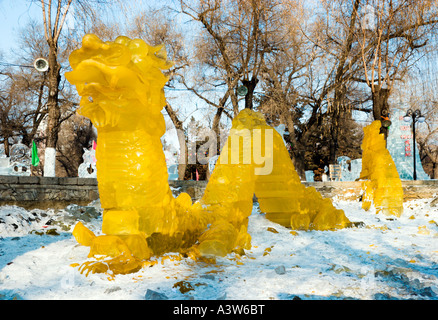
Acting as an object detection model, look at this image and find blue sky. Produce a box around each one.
[0,0,41,55]
[0,0,207,145]
[0,0,171,56]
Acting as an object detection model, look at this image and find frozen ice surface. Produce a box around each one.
[305,170,314,182]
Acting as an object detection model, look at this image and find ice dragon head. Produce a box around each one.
[66,34,173,134]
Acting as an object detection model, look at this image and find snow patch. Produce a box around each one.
[0,199,437,300]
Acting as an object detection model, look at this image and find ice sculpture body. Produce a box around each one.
[208,155,219,175]
[67,35,204,274]
[337,156,362,181]
[305,170,314,182]
[359,121,403,217]
[199,108,350,240]
[0,140,31,176]
[66,34,350,276]
[66,34,253,274]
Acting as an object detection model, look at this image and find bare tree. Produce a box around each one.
[32,0,110,176]
[0,63,48,157]
[178,0,288,113]
[255,0,368,175]
[35,0,75,176]
[174,0,312,176]
[10,18,81,175]
[285,0,438,172]
[0,3,108,175]
[353,0,438,138]
[418,124,438,179]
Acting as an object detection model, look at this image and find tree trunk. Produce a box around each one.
[329,135,338,165]
[282,113,306,180]
[242,78,259,110]
[372,86,391,140]
[43,46,61,177]
[177,135,188,180]
[212,106,224,156]
[328,108,341,165]
[45,48,61,149]
[325,0,360,163]
[292,148,306,181]
[433,162,438,179]
[212,107,223,137]
[3,139,10,157]
[164,103,188,180]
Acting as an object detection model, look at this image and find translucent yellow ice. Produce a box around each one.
[359,121,404,217]
[66,34,252,274]
[212,109,351,231]
[66,34,351,276]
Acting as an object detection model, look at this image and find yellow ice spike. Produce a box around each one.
[359,121,404,217]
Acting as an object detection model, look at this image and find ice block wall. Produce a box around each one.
[387,108,430,180]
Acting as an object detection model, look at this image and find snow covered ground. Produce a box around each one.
[0,197,437,300]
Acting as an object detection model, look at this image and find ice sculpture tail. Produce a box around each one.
[196,108,351,258]
[359,121,404,217]
[246,110,350,231]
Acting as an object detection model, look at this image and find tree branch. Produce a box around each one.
[41,0,51,42]
[53,0,73,43]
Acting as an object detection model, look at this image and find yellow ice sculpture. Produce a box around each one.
[66,34,351,276]
[198,108,350,234]
[359,121,404,217]
[66,34,252,274]
[248,110,351,231]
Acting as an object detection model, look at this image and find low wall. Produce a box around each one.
[304,180,438,201]
[0,176,209,209]
[0,175,437,209]
[0,176,99,209]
